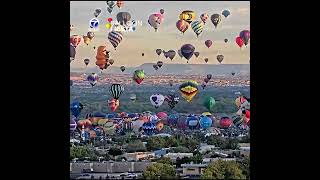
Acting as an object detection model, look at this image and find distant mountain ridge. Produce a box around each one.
[71,63,250,76]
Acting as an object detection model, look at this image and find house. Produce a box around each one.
[203,158,236,164]
[164,153,193,162]
[123,152,155,161]
[153,149,168,158]
[181,163,208,177]
[199,143,216,154]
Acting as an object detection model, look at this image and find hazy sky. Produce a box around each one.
[70,1,250,70]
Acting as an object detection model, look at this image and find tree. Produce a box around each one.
[70,145,95,160]
[156,157,173,165]
[201,160,246,179]
[172,146,190,153]
[143,163,176,179]
[146,137,166,151]
[237,155,250,179]
[207,135,225,148]
[190,153,203,164]
[108,147,123,157]
[221,138,239,150]
[126,140,147,153]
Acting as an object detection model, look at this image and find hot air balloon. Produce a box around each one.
[200,13,209,24]
[84,58,90,66]
[133,70,145,84]
[142,122,156,135]
[109,59,114,65]
[210,14,222,28]
[116,12,131,25]
[220,117,232,128]
[153,64,159,71]
[204,58,209,63]
[87,73,99,87]
[116,1,124,8]
[142,53,144,56]
[70,44,76,62]
[216,55,224,64]
[108,98,120,112]
[178,50,183,59]
[70,24,75,31]
[70,117,77,131]
[160,9,165,14]
[157,112,168,121]
[199,116,213,129]
[150,94,165,108]
[156,120,164,131]
[70,100,84,118]
[187,115,199,130]
[165,94,179,109]
[177,115,188,130]
[106,1,116,13]
[224,38,228,43]
[110,84,124,99]
[203,97,216,111]
[236,37,244,48]
[87,32,95,39]
[70,35,82,48]
[179,80,199,102]
[205,40,213,48]
[77,119,92,130]
[120,66,125,72]
[130,94,136,102]
[167,114,179,127]
[83,36,91,45]
[204,78,209,84]
[190,20,204,37]
[70,80,73,86]
[148,13,164,32]
[169,80,174,87]
[222,10,231,18]
[166,50,176,60]
[108,31,123,50]
[179,10,195,24]
[239,30,250,45]
[157,61,163,68]
[201,82,206,89]
[96,46,109,70]
[207,74,212,80]
[180,44,195,63]
[94,8,101,17]
[156,49,162,56]
[194,52,200,58]
[231,72,235,76]
[176,19,189,34]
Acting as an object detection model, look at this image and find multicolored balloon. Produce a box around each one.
[70,100,83,118]
[116,1,124,8]
[116,12,131,25]
[190,20,204,37]
[108,98,120,112]
[200,13,209,24]
[239,30,250,45]
[120,66,125,72]
[133,70,145,84]
[148,13,164,32]
[179,10,195,24]
[70,35,82,48]
[179,80,199,102]
[176,19,189,34]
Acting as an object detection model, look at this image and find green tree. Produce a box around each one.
[207,135,225,148]
[70,145,94,160]
[201,160,246,179]
[172,146,190,153]
[126,140,147,153]
[146,137,166,151]
[237,156,250,179]
[143,163,176,179]
[221,138,239,150]
[156,157,173,165]
[190,153,203,164]
[108,147,123,157]
[239,134,250,143]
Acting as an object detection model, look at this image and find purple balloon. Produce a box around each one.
[180,44,195,61]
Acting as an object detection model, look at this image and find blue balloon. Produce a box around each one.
[187,115,199,129]
[70,101,83,118]
[180,44,195,61]
[168,114,179,126]
[222,10,231,18]
[142,122,156,135]
[199,116,213,129]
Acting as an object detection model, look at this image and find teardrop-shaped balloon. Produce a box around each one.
[239,30,250,45]
[216,54,224,63]
[224,38,228,43]
[207,74,212,80]
[87,73,99,87]
[204,58,208,63]
[222,10,231,18]
[84,58,90,66]
[210,14,222,28]
[194,52,200,58]
[190,20,204,37]
[200,13,209,24]
[109,59,114,65]
[156,49,162,56]
[108,31,123,50]
[120,66,125,72]
[153,64,159,70]
[205,40,212,48]
[167,50,176,60]
[157,61,163,68]
[70,35,82,48]
[176,19,189,34]
[236,37,244,48]
[160,9,165,14]
[180,44,195,61]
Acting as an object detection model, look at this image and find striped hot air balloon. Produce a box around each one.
[108,31,123,50]
[70,35,82,48]
[190,20,204,37]
[110,84,124,99]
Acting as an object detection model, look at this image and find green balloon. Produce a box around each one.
[203,97,216,111]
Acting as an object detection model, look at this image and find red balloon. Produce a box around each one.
[205,40,213,48]
[108,18,113,22]
[236,37,244,48]
[220,117,232,128]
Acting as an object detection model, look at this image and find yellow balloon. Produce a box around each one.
[105,23,112,29]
